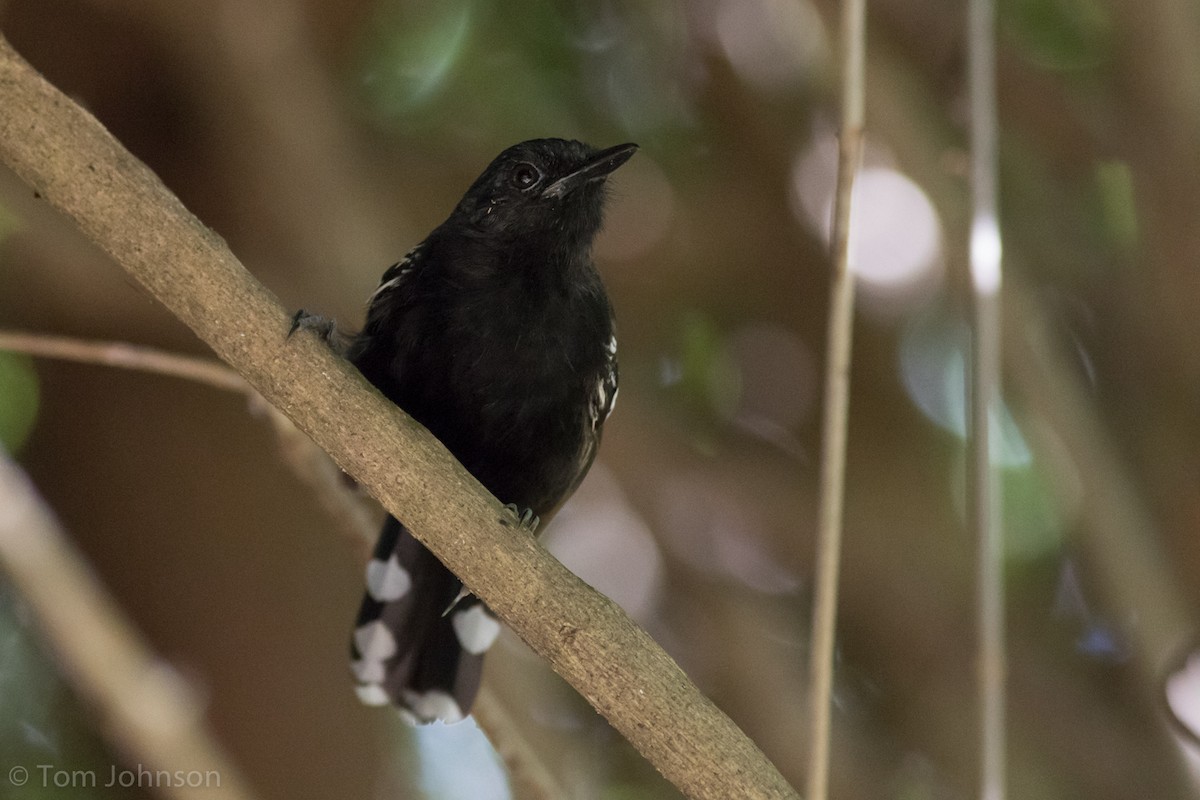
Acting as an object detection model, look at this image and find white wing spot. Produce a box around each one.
[452,605,501,655]
[366,554,412,602]
[590,357,618,432]
[368,276,401,302]
[367,245,423,303]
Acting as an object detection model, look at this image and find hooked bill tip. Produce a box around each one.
[541,143,638,199]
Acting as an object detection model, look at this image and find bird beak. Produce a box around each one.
[541,143,638,199]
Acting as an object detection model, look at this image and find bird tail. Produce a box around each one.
[350,517,501,723]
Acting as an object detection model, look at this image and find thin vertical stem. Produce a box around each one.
[967,0,1006,797]
[971,283,1005,800]
[806,0,866,797]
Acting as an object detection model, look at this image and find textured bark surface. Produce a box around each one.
[0,33,799,800]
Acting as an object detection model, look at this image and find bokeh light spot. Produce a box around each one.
[713,0,829,91]
[1167,647,1200,746]
[792,135,943,314]
[655,473,800,594]
[970,214,1003,296]
[848,169,944,301]
[899,307,1030,466]
[546,465,663,622]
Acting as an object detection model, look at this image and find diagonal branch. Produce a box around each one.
[0,328,376,559]
[0,33,798,800]
[0,328,561,798]
[0,452,262,800]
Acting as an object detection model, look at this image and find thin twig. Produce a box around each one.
[806,0,866,797]
[0,453,261,800]
[2,44,791,790]
[0,328,379,558]
[0,330,249,393]
[0,30,799,797]
[967,0,1006,798]
[472,690,566,800]
[260,407,379,561]
[0,328,561,795]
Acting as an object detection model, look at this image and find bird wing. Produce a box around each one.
[589,333,619,432]
[366,243,425,308]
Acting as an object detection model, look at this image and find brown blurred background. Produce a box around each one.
[2,0,1199,798]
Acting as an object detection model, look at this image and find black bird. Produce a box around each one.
[293,139,636,723]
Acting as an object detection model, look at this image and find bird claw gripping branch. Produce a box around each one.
[295,139,635,723]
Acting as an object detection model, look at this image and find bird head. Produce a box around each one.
[452,139,638,245]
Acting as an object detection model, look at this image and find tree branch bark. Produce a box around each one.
[0,33,799,800]
[0,328,564,799]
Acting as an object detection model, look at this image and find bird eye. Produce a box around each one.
[510,163,541,190]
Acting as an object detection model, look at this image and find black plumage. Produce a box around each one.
[295,138,635,722]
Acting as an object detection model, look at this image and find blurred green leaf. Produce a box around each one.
[1002,462,1065,562]
[1002,0,1113,71]
[949,453,1064,565]
[1092,159,1139,252]
[900,304,1032,465]
[1001,134,1111,280]
[0,586,142,799]
[358,0,475,118]
[352,0,695,147]
[676,309,739,420]
[0,200,21,242]
[0,352,39,454]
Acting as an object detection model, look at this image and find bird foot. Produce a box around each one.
[501,504,540,534]
[288,309,341,349]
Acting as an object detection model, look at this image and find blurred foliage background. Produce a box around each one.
[1,0,1199,798]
